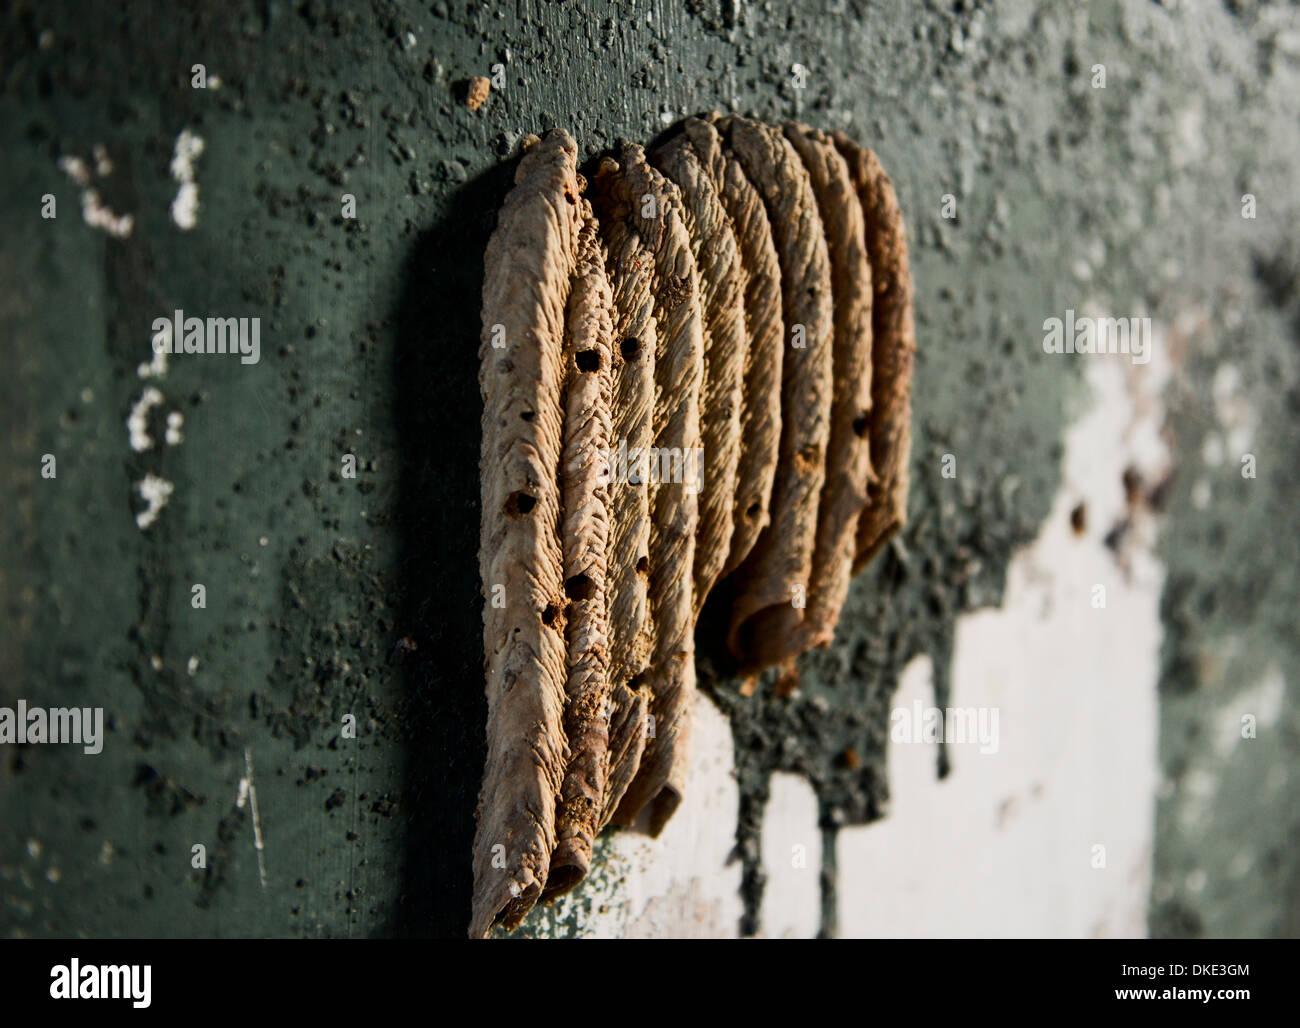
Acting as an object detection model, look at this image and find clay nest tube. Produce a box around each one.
[589,155,657,830]
[684,116,784,579]
[472,118,915,935]
[543,200,617,902]
[471,129,583,938]
[775,121,875,655]
[831,132,915,572]
[651,129,747,619]
[604,145,705,836]
[716,115,835,673]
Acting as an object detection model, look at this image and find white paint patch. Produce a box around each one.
[92,143,113,177]
[138,319,170,379]
[127,386,165,452]
[60,148,134,236]
[56,155,91,187]
[1211,362,1256,462]
[1207,663,1283,761]
[837,352,1167,938]
[134,473,174,530]
[79,188,134,238]
[759,772,821,937]
[168,129,205,230]
[549,328,1171,938]
[171,183,199,230]
[239,748,269,888]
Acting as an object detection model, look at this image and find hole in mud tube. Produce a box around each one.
[620,337,641,361]
[564,574,594,601]
[544,864,585,897]
[504,492,536,518]
[575,349,600,372]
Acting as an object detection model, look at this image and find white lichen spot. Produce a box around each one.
[187,655,199,676]
[26,839,42,860]
[135,474,174,530]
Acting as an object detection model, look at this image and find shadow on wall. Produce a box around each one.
[385,161,514,938]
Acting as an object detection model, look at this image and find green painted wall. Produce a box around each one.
[1,0,1297,938]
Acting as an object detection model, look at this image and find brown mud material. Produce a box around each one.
[545,204,616,901]
[599,677,649,828]
[717,116,834,671]
[605,146,705,835]
[651,130,746,616]
[776,121,875,652]
[474,121,916,929]
[465,76,490,111]
[472,130,583,938]
[831,132,915,572]
[590,154,658,826]
[690,115,783,577]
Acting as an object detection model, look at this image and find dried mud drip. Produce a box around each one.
[477,118,914,937]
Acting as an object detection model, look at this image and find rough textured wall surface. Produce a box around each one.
[1,0,1297,938]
